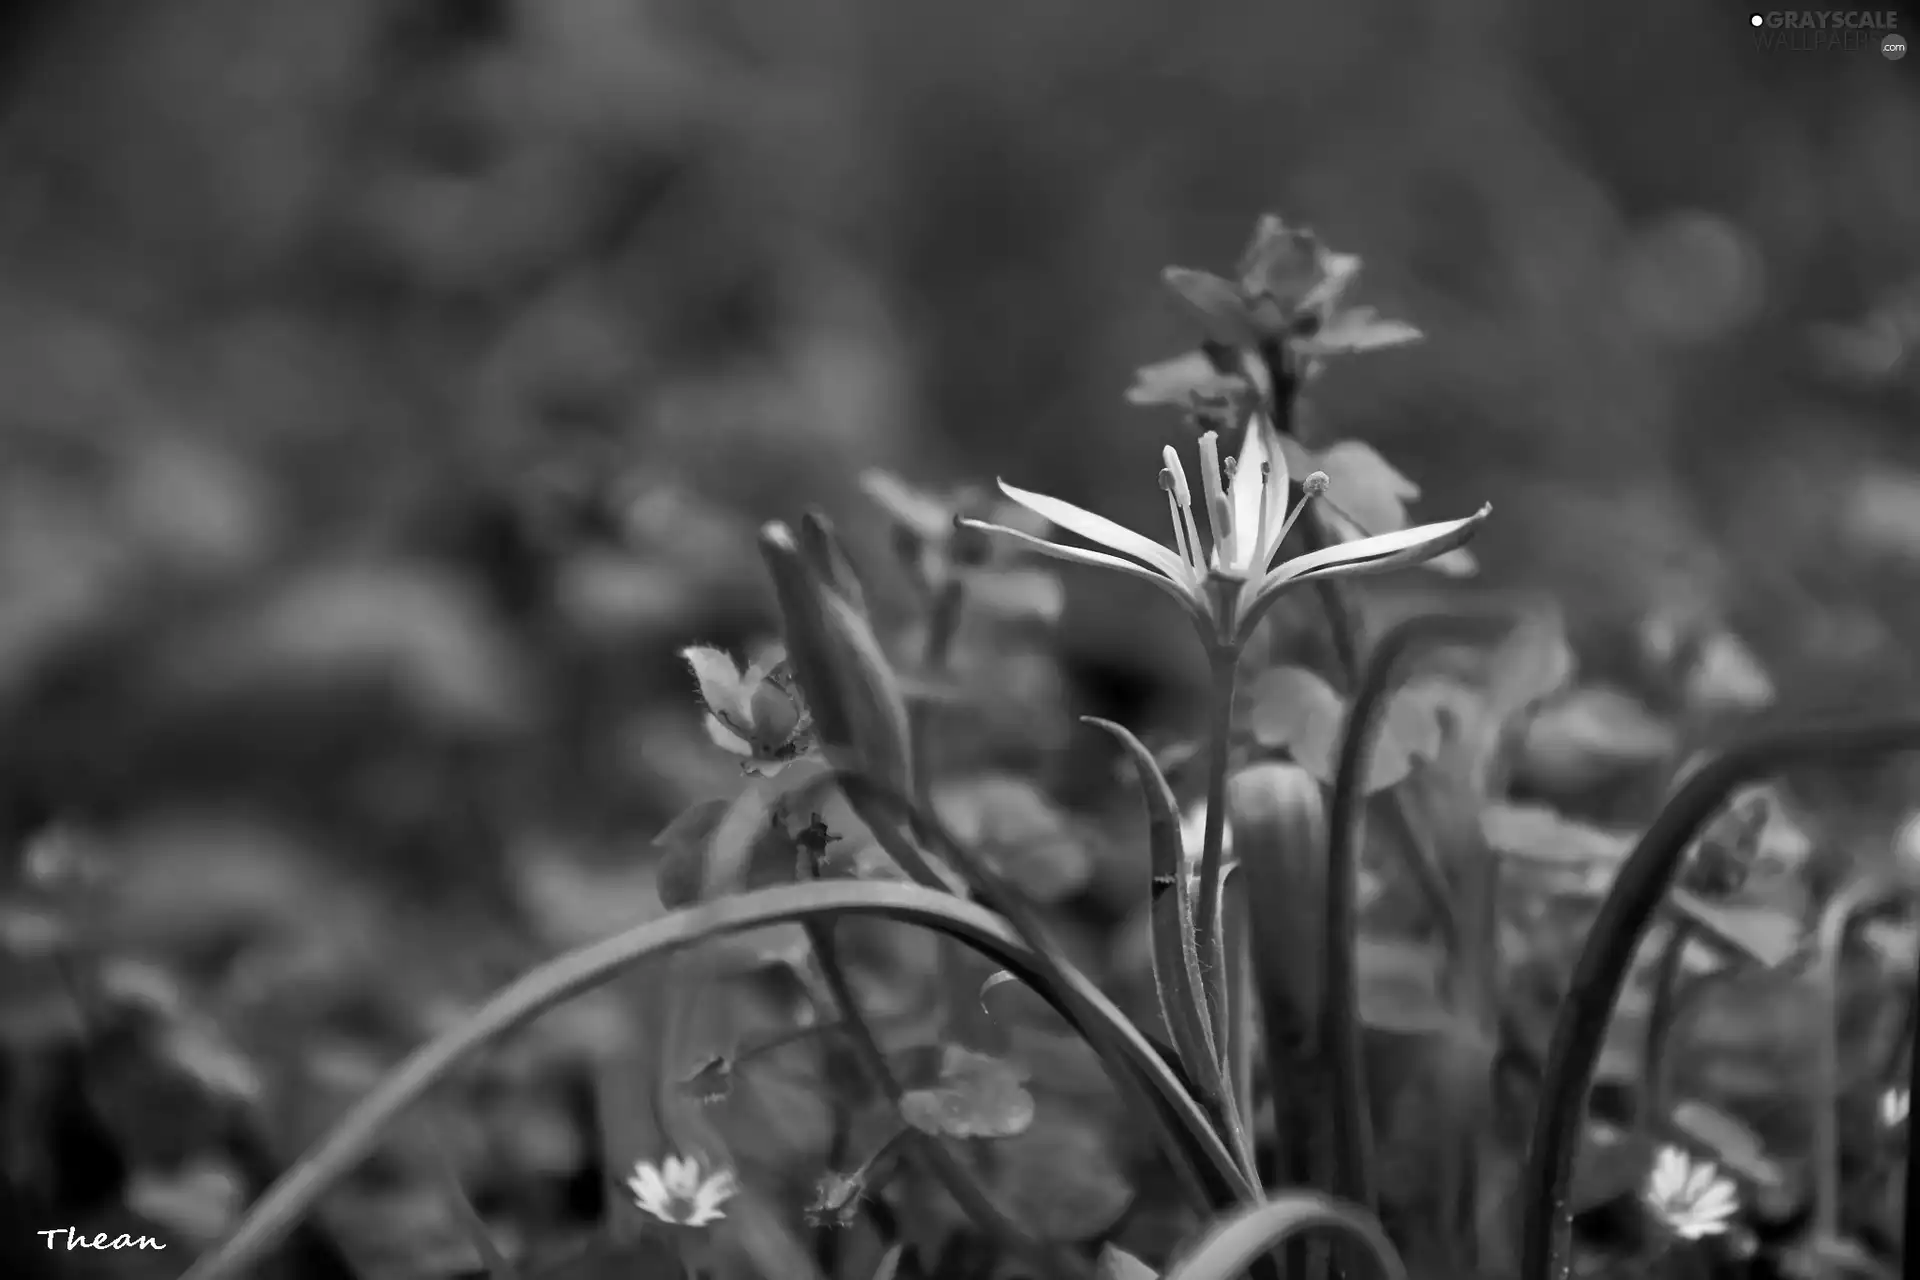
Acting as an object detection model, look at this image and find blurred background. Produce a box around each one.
[1,0,1919,1274]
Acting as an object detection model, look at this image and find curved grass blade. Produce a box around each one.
[1516,716,1920,1280]
[1083,717,1224,1115]
[1159,1192,1409,1280]
[1324,612,1513,1214]
[182,880,1246,1280]
[1810,872,1903,1250]
[832,769,1252,1205]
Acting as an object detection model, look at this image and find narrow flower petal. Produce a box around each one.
[1265,507,1488,588]
[1231,417,1290,573]
[628,1164,669,1216]
[994,480,1193,584]
[1238,506,1489,638]
[957,519,1204,615]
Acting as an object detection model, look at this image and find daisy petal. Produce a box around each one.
[957,519,1204,617]
[628,1164,669,1216]
[994,481,1195,584]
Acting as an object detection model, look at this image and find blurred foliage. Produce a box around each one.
[2,1,1920,1278]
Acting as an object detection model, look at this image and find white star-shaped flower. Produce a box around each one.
[1643,1146,1739,1242]
[626,1154,737,1228]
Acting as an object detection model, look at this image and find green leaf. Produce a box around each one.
[1244,666,1433,793]
[900,1046,1036,1139]
[1082,717,1222,1115]
[1161,267,1260,347]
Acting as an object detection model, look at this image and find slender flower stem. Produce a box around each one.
[1195,637,1240,1063]
[1638,921,1694,1136]
[804,919,1086,1280]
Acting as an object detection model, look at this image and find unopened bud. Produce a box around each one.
[759,523,914,798]
[1225,762,1329,1046]
[748,679,803,748]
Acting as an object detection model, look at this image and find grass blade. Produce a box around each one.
[182,880,1246,1280]
[1083,717,1225,1118]
[1159,1192,1408,1280]
[1516,715,1920,1280]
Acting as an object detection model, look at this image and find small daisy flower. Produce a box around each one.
[626,1154,737,1228]
[1879,1085,1910,1131]
[1642,1146,1740,1242]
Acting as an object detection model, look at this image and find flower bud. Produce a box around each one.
[759,522,913,798]
[748,677,803,748]
[1225,761,1329,1049]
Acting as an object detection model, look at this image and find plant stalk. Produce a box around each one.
[1196,638,1240,1067]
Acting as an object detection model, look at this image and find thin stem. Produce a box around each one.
[1195,640,1239,1063]
[804,919,1089,1280]
[1638,921,1694,1134]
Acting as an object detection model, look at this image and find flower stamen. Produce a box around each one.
[1196,432,1235,571]
[1162,446,1206,577]
[1159,469,1198,573]
[1270,469,1330,550]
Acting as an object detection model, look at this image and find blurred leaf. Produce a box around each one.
[900,1046,1035,1139]
[981,1104,1132,1242]
[1125,350,1251,408]
[1667,891,1802,969]
[1668,1098,1786,1190]
[123,1158,244,1247]
[1569,1123,1655,1212]
[1098,1246,1159,1280]
[1481,802,1633,872]
[1315,441,1419,537]
[1517,687,1676,792]
[1160,267,1260,347]
[203,562,526,729]
[1243,665,1435,793]
[1299,308,1423,356]
[931,775,1092,904]
[966,567,1065,624]
[1684,631,1775,714]
[1357,937,1453,1035]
